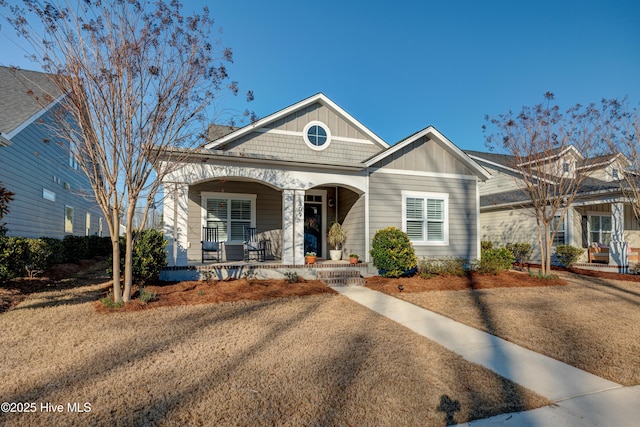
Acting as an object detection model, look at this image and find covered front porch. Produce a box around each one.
[163,164,368,268]
[570,200,640,269]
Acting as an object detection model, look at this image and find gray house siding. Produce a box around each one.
[0,112,105,239]
[338,190,365,260]
[369,171,479,260]
[219,103,383,165]
[375,136,475,176]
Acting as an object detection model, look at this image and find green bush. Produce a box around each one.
[24,238,53,278]
[0,237,29,281]
[506,242,533,267]
[473,246,514,275]
[109,229,168,285]
[370,226,418,278]
[554,244,584,267]
[481,241,494,251]
[418,257,467,279]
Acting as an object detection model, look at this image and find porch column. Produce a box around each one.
[164,182,189,267]
[282,190,294,264]
[610,202,628,268]
[293,190,306,265]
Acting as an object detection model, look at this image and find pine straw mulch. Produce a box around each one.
[94,278,336,313]
[365,269,568,294]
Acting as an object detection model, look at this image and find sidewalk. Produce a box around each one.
[331,286,640,426]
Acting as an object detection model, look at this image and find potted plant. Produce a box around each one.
[305,251,317,265]
[349,253,359,265]
[328,221,346,261]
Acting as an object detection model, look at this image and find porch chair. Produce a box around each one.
[201,226,221,263]
[243,227,266,262]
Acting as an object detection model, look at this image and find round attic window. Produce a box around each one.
[303,121,331,150]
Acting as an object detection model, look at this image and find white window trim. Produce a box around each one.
[303,120,332,151]
[201,192,257,243]
[401,190,449,246]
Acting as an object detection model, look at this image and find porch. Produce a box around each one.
[160,259,371,284]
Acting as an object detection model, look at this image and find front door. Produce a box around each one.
[303,190,326,258]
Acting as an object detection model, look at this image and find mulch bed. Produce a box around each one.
[365,270,568,294]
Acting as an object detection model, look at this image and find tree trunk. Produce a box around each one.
[111,208,122,303]
[536,219,546,275]
[123,204,136,302]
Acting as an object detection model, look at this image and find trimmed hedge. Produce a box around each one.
[0,235,112,282]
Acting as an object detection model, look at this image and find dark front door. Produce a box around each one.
[304,203,322,256]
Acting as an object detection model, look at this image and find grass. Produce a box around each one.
[0,277,550,426]
[386,270,640,386]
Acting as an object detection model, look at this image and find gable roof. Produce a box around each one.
[0,66,63,139]
[204,93,389,150]
[367,126,492,180]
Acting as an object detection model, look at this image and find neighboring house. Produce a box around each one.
[467,147,639,267]
[0,66,107,239]
[161,93,490,267]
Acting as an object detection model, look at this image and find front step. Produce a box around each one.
[317,269,366,286]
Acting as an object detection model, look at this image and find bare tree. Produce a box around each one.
[0,181,14,236]
[606,100,640,222]
[483,92,610,275]
[1,0,253,302]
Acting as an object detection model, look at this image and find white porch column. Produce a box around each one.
[164,182,189,267]
[282,190,295,264]
[293,190,306,265]
[610,202,628,268]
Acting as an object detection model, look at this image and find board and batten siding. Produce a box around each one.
[220,103,383,165]
[0,112,106,239]
[187,181,283,262]
[368,171,480,260]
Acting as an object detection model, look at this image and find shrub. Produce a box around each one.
[481,241,494,251]
[24,238,53,278]
[554,244,584,267]
[370,226,417,278]
[109,229,168,285]
[474,246,514,275]
[506,242,533,267]
[0,237,29,281]
[284,271,299,283]
[418,257,467,279]
[139,287,157,303]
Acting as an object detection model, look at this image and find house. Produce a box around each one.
[0,66,107,238]
[161,93,490,271]
[466,147,639,268]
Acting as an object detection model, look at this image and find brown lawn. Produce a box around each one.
[368,268,640,386]
[0,262,552,426]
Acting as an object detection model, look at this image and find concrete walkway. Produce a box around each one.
[331,285,640,426]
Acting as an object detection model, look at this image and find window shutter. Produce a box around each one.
[405,198,424,241]
[207,199,228,240]
[426,199,444,241]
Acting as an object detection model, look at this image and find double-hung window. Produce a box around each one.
[402,191,449,245]
[203,192,256,242]
[589,215,612,245]
[551,215,565,246]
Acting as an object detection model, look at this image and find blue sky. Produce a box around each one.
[3,0,640,151]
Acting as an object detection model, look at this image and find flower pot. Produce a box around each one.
[349,257,358,265]
[305,256,317,265]
[329,250,342,261]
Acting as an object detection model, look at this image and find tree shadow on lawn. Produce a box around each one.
[2,294,332,425]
